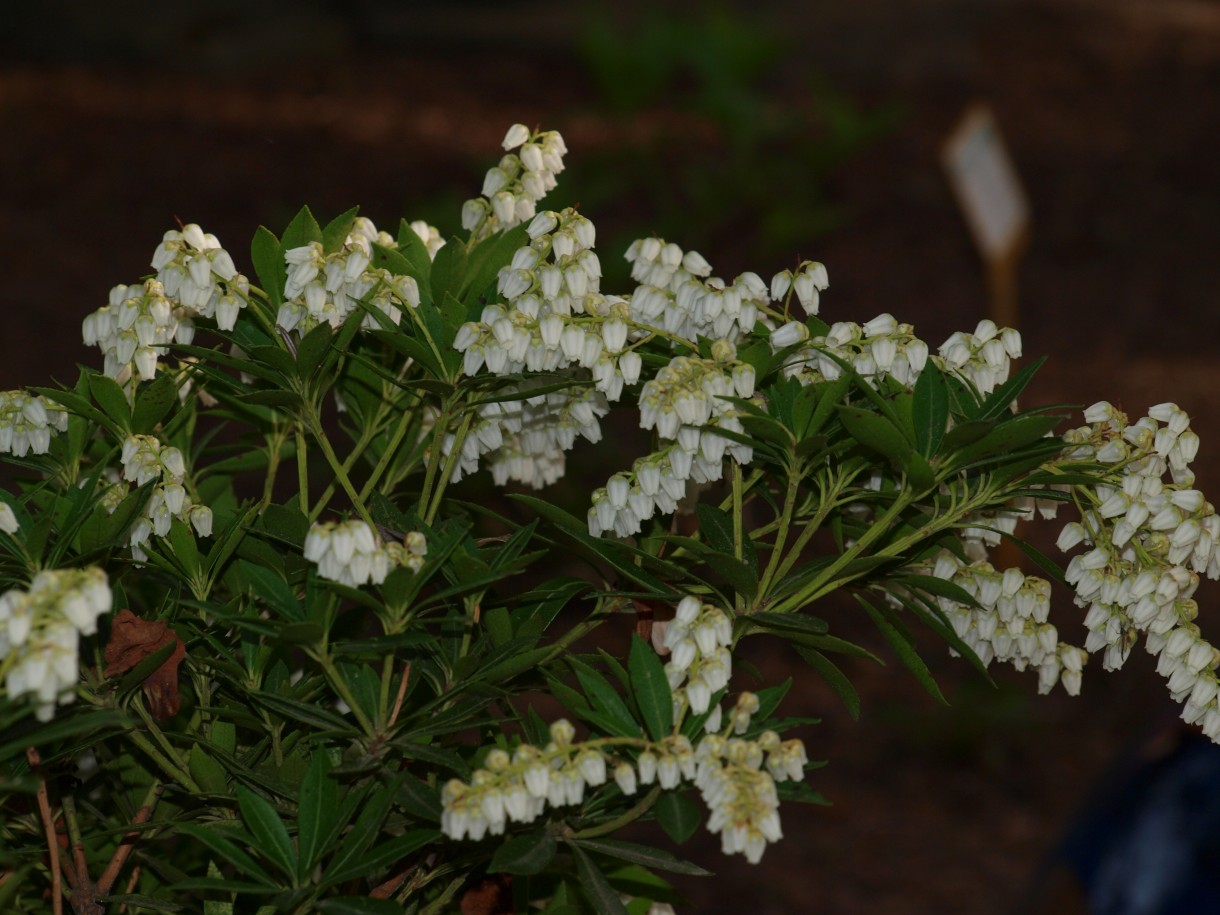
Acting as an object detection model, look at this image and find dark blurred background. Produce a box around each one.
[3,1,1220,912]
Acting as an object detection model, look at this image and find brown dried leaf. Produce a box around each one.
[103,608,186,722]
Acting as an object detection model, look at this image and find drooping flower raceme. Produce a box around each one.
[304,520,427,587]
[0,391,68,457]
[1056,401,1220,739]
[463,125,568,243]
[0,567,112,721]
[151,223,250,332]
[118,434,213,558]
[277,216,423,335]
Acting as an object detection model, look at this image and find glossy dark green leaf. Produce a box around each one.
[321,205,360,255]
[857,596,946,705]
[295,322,334,379]
[177,823,276,886]
[324,829,438,885]
[794,647,860,720]
[238,559,302,621]
[236,786,296,881]
[654,791,701,844]
[429,235,467,304]
[570,842,630,915]
[492,832,557,875]
[628,634,672,741]
[836,405,911,465]
[87,373,131,430]
[132,373,178,433]
[695,503,734,554]
[911,362,949,456]
[570,657,640,737]
[251,225,286,307]
[977,356,1046,420]
[296,752,337,880]
[572,838,711,876]
[280,205,323,251]
[748,611,829,637]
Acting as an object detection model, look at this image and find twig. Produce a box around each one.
[26,747,64,915]
[387,662,412,729]
[96,782,163,897]
[117,866,141,913]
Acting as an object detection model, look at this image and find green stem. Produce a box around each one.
[357,403,419,505]
[320,655,378,738]
[757,465,803,600]
[425,411,474,524]
[296,425,310,516]
[307,415,376,529]
[126,730,199,793]
[571,785,663,839]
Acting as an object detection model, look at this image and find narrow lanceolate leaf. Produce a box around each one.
[236,786,297,882]
[570,838,711,877]
[836,405,912,465]
[296,753,337,880]
[251,226,285,307]
[795,647,861,720]
[911,363,949,456]
[856,596,947,705]
[569,842,630,915]
[654,791,701,844]
[177,824,275,887]
[628,634,673,741]
[491,832,557,875]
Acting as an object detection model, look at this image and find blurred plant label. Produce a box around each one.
[942,105,1030,263]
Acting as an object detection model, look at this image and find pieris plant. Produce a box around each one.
[1,124,1217,915]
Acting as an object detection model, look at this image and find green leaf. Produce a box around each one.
[296,752,337,880]
[250,693,358,736]
[836,405,912,465]
[491,832,557,875]
[97,896,183,912]
[752,677,793,723]
[321,205,360,254]
[315,899,403,915]
[251,226,286,307]
[911,362,949,456]
[324,829,438,885]
[695,503,734,554]
[237,786,297,881]
[794,647,860,720]
[748,611,829,637]
[295,322,335,380]
[654,791,701,844]
[461,224,529,306]
[188,747,229,794]
[628,634,672,741]
[280,205,323,251]
[321,781,399,886]
[238,560,303,622]
[32,385,123,438]
[429,235,467,304]
[132,373,178,433]
[569,842,630,915]
[87,374,132,430]
[394,221,434,286]
[977,356,1046,419]
[570,657,640,738]
[571,839,711,876]
[177,823,275,886]
[857,596,947,704]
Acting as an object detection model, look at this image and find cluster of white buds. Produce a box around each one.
[625,237,766,343]
[304,520,426,587]
[1057,402,1220,741]
[660,597,735,715]
[694,730,807,864]
[938,319,1022,395]
[0,391,68,457]
[277,216,422,335]
[151,223,250,331]
[434,381,608,490]
[770,261,830,317]
[925,551,1086,695]
[119,435,212,557]
[441,720,618,841]
[462,125,567,243]
[0,567,112,721]
[589,343,754,537]
[773,313,930,389]
[83,280,193,383]
[0,502,17,534]
[405,219,446,259]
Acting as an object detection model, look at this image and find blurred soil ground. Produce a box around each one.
[2,0,1220,912]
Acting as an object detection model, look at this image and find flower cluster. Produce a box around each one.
[462,124,567,242]
[151,223,250,331]
[925,551,1087,695]
[0,568,112,721]
[589,344,755,537]
[659,597,735,715]
[772,313,930,389]
[83,280,191,383]
[0,391,68,457]
[695,730,806,864]
[119,435,213,558]
[277,216,422,335]
[770,261,830,317]
[1058,401,1220,740]
[405,219,446,259]
[304,520,426,587]
[625,237,766,343]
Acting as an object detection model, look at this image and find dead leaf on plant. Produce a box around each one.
[103,609,186,722]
